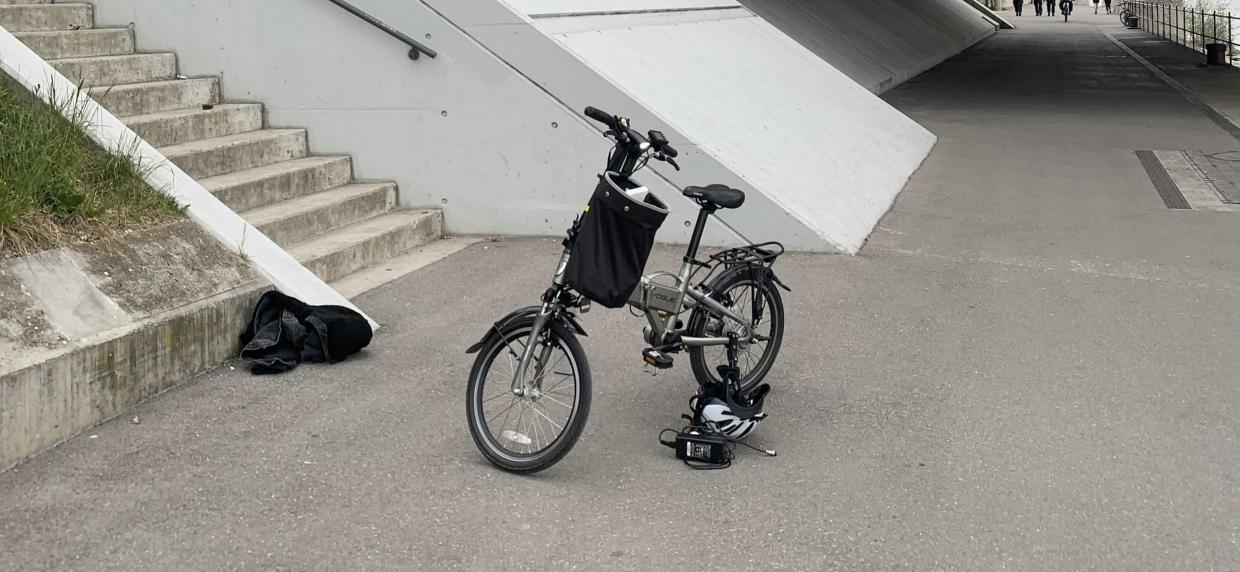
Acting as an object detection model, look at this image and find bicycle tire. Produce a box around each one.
[466,316,591,474]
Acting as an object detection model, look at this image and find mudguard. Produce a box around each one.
[465,306,587,354]
[697,263,790,329]
[713,263,791,295]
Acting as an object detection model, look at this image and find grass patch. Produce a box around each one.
[0,76,183,257]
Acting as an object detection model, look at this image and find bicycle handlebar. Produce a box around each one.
[584,106,614,127]
[584,105,679,173]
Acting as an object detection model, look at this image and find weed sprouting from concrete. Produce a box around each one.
[237,223,252,264]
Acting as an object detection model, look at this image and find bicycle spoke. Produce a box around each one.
[543,371,575,395]
[543,351,568,375]
[536,401,560,446]
[506,338,526,359]
[521,402,537,453]
[525,401,544,453]
[483,390,511,403]
[503,340,527,378]
[496,396,519,445]
[540,393,573,410]
[532,351,568,387]
[528,403,565,432]
[486,394,519,418]
[504,349,516,378]
[531,401,556,450]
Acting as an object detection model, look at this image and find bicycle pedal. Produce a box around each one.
[642,348,674,369]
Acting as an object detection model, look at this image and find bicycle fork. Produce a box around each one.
[511,305,555,397]
[511,246,574,396]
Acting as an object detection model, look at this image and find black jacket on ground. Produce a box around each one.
[239,291,373,375]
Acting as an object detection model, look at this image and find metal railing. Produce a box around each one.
[327,0,437,60]
[1121,1,1234,65]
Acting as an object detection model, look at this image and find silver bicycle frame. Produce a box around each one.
[507,153,769,394]
[629,256,748,348]
[510,231,751,394]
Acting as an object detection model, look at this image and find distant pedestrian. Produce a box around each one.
[1047,0,1056,16]
[1015,0,1024,15]
[1093,0,1100,14]
[1104,0,1112,13]
[1033,0,1044,15]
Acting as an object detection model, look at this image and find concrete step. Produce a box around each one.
[14,28,133,59]
[50,53,177,87]
[0,3,91,33]
[122,103,263,148]
[244,182,397,247]
[201,155,354,213]
[0,0,53,4]
[333,237,484,299]
[290,210,443,284]
[161,129,307,180]
[86,77,219,117]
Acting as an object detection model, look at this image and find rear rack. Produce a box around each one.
[708,241,784,268]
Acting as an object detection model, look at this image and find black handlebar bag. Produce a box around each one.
[565,172,669,308]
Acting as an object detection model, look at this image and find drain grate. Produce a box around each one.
[1136,150,1190,209]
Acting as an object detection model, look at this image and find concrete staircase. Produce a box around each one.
[1,1,446,297]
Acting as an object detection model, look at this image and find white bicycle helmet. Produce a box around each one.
[690,382,770,441]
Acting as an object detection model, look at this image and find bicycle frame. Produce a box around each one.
[467,106,791,474]
[509,204,750,395]
[505,106,780,395]
[626,206,746,349]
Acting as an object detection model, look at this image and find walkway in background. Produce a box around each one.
[1112,23,1240,127]
[3,11,1240,570]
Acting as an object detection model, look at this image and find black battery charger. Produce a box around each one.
[660,427,732,469]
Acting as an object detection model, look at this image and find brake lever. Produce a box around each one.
[665,156,680,171]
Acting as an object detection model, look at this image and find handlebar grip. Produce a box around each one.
[584,106,613,126]
[662,145,678,158]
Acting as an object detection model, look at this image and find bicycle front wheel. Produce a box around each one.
[466,316,591,474]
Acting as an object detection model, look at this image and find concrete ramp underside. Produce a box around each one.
[740,0,998,93]
[494,1,937,252]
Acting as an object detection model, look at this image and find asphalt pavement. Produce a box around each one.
[3,12,1240,570]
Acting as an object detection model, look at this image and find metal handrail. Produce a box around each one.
[1121,1,1233,65]
[327,0,437,60]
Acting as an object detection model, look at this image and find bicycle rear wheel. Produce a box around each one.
[466,316,591,473]
[687,267,785,393]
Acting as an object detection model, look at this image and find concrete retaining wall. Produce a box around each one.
[504,3,937,252]
[740,0,997,93]
[0,221,268,472]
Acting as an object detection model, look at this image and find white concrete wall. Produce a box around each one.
[506,0,739,14]
[740,0,997,93]
[88,0,830,250]
[521,7,937,252]
[89,0,706,244]
[450,0,937,252]
[91,0,941,252]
